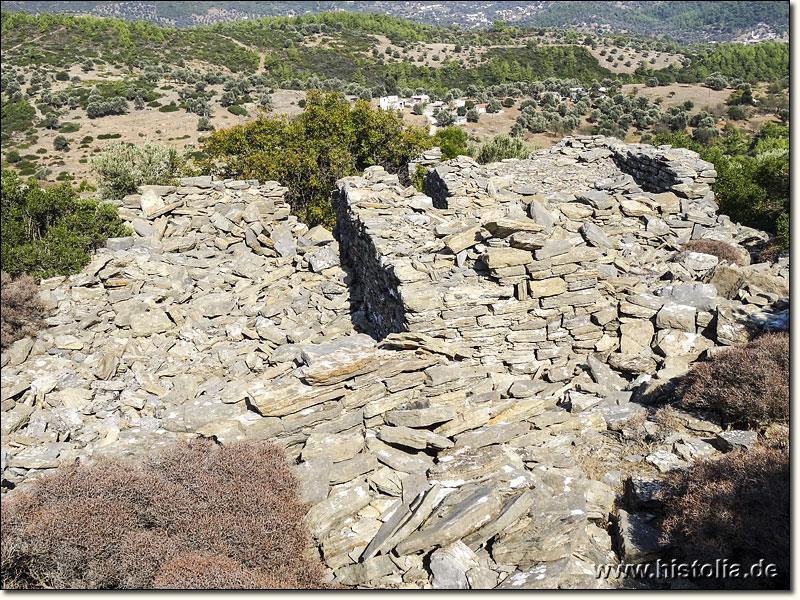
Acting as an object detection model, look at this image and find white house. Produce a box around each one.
[454,115,467,125]
[379,95,405,111]
[452,99,466,108]
[411,94,430,104]
[569,87,588,102]
[475,103,488,114]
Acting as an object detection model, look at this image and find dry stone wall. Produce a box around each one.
[336,136,788,386]
[0,137,790,589]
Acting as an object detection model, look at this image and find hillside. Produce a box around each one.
[1,11,789,87]
[2,1,790,41]
[0,9,789,198]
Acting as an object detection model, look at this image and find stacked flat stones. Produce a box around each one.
[336,135,788,386]
[1,136,789,589]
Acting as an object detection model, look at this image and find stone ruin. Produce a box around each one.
[0,136,789,589]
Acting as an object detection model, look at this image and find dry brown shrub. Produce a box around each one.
[673,332,788,429]
[681,239,742,264]
[650,405,681,441]
[657,445,789,589]
[0,272,45,349]
[756,237,783,263]
[0,439,328,589]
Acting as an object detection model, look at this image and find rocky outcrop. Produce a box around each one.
[0,136,789,589]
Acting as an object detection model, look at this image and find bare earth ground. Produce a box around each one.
[26,87,307,184]
[621,83,732,113]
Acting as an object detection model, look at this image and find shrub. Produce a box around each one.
[1,97,36,141]
[680,239,742,264]
[0,439,328,589]
[197,116,214,132]
[92,142,178,201]
[158,103,180,113]
[705,72,728,91]
[227,105,248,116]
[0,272,44,349]
[775,212,789,251]
[658,445,789,589]
[673,332,788,429]
[411,164,428,192]
[756,237,784,263]
[6,150,21,163]
[1,169,130,279]
[53,135,69,151]
[59,122,81,134]
[727,104,749,121]
[97,133,121,140]
[476,134,532,164]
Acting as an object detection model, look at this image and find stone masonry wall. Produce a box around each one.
[1,139,789,589]
[336,135,787,382]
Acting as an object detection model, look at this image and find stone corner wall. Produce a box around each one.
[333,135,786,380]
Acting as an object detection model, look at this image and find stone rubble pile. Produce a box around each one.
[2,175,357,473]
[0,136,790,589]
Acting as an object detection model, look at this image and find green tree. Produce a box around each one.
[1,169,130,279]
[42,112,60,130]
[53,135,69,151]
[201,91,430,227]
[433,127,469,160]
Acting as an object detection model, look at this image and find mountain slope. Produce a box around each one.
[1,1,789,41]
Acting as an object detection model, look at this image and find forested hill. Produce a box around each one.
[1,11,789,91]
[1,1,790,42]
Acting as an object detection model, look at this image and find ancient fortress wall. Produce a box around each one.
[333,136,770,384]
[2,137,788,589]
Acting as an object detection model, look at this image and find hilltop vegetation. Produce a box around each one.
[524,1,789,42]
[2,1,789,42]
[1,11,789,92]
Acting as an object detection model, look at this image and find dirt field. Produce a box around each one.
[7,66,783,187]
[589,46,681,74]
[370,35,476,68]
[620,83,731,114]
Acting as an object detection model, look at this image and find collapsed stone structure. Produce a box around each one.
[0,136,789,589]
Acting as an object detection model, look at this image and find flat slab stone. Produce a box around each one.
[248,379,346,417]
[366,436,434,474]
[395,486,502,555]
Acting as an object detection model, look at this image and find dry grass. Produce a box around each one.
[756,237,784,263]
[1,439,328,589]
[1,272,45,349]
[657,444,789,589]
[673,332,788,430]
[681,239,742,264]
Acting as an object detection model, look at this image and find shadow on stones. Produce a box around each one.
[332,188,410,342]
